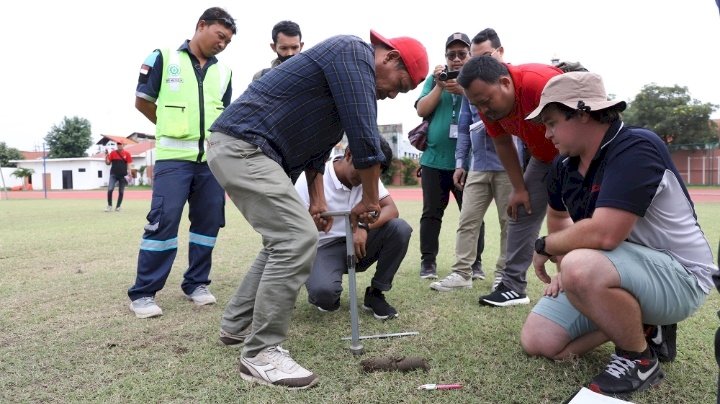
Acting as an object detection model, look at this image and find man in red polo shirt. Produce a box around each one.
[458,56,561,306]
[105,141,133,212]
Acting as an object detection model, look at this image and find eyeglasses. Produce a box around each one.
[445,51,469,60]
[205,17,237,34]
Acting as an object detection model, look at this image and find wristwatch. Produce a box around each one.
[534,236,552,257]
[358,222,370,232]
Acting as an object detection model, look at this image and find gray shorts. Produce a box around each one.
[531,241,706,339]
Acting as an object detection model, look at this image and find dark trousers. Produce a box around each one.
[128,161,225,301]
[419,165,483,264]
[107,175,126,207]
[306,218,412,311]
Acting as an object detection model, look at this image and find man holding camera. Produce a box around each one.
[416,32,483,280]
[430,28,516,292]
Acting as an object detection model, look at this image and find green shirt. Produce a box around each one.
[416,75,459,170]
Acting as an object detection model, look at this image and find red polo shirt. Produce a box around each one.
[483,63,562,164]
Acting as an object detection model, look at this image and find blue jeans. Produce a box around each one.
[127,160,225,301]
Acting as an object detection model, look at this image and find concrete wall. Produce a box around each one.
[0,167,24,188]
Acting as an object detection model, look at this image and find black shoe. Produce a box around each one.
[362,287,398,320]
[644,323,677,363]
[478,282,529,307]
[419,261,437,279]
[471,261,485,280]
[588,348,664,396]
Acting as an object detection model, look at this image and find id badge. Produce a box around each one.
[448,124,458,139]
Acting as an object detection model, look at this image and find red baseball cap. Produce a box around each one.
[370,29,429,89]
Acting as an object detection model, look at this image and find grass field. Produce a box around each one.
[1,197,718,403]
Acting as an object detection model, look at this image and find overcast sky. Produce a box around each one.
[1,0,719,151]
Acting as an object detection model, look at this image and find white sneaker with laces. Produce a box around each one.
[240,346,318,390]
[129,296,163,318]
[185,285,216,306]
[429,272,472,292]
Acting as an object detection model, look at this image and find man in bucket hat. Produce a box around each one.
[519,72,717,397]
[206,30,427,390]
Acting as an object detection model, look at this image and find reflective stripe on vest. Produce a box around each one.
[155,49,230,162]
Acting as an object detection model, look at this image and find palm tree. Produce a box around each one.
[11,167,34,185]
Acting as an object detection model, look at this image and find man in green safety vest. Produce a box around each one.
[127,7,236,319]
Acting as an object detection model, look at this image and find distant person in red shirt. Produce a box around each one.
[458,56,562,306]
[104,142,132,212]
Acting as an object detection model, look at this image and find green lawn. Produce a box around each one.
[0,198,718,403]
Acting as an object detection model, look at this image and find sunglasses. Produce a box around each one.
[206,17,237,34]
[445,51,469,61]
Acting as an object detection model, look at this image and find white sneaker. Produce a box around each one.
[129,296,163,318]
[240,346,319,390]
[185,285,216,306]
[104,205,113,212]
[429,272,472,292]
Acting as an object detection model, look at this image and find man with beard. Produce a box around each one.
[252,20,303,80]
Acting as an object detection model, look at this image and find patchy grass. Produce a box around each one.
[0,198,718,403]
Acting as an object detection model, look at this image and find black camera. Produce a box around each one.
[438,66,459,81]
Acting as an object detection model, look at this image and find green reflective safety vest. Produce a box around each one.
[155,49,231,162]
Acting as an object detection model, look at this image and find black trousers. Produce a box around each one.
[419,165,484,263]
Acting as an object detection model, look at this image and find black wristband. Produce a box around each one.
[534,236,552,257]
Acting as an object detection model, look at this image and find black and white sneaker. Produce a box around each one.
[588,348,664,396]
[362,287,398,320]
[644,323,677,363]
[419,261,437,279]
[478,283,529,307]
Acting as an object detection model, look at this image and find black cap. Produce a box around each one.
[445,32,471,49]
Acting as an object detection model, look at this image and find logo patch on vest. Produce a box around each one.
[166,63,183,91]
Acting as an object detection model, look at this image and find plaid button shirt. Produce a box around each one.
[211,35,385,182]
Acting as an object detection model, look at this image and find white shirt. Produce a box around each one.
[295,159,389,247]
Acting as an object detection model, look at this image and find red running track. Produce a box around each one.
[4,187,720,203]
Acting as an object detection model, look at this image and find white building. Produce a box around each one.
[9,134,156,191]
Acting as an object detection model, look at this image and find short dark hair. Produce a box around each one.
[458,56,509,89]
[198,7,236,34]
[551,103,623,124]
[472,28,501,48]
[378,137,394,174]
[272,20,302,43]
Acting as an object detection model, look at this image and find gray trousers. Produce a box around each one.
[207,133,318,358]
[306,218,412,311]
[501,157,551,294]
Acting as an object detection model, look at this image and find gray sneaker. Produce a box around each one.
[430,272,472,292]
[240,346,319,390]
[185,285,216,306]
[471,262,485,280]
[104,205,113,212]
[219,327,251,346]
[129,296,163,318]
[419,261,437,279]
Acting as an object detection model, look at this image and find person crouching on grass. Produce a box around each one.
[519,72,717,397]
